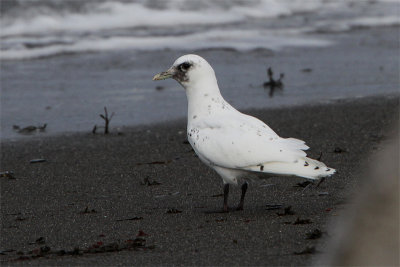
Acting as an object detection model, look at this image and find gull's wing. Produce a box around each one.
[189,113,309,169]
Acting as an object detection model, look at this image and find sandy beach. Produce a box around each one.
[1,95,398,266]
[1,1,399,265]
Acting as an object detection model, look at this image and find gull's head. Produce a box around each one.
[153,54,216,88]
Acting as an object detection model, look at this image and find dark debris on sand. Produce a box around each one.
[0,171,15,179]
[263,67,284,97]
[294,246,317,255]
[277,206,296,216]
[7,238,154,263]
[166,208,182,214]
[293,217,313,225]
[140,177,161,186]
[306,228,323,240]
[13,124,47,135]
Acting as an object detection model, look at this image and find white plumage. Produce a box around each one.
[153,54,335,211]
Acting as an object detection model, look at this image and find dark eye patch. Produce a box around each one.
[179,62,191,71]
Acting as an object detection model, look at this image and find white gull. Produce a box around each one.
[153,54,335,212]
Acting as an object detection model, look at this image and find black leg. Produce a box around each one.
[236,182,248,211]
[223,184,229,212]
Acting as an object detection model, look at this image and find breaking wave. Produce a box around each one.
[1,0,398,60]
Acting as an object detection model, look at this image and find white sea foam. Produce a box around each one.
[313,16,400,33]
[348,16,400,28]
[230,0,344,19]
[0,0,397,60]
[0,0,355,37]
[1,2,242,37]
[0,29,333,60]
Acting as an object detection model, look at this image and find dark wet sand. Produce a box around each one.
[1,96,399,266]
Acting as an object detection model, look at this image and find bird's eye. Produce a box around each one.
[179,62,191,71]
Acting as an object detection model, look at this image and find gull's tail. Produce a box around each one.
[244,157,336,180]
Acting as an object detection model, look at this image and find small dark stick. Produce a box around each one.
[38,123,47,132]
[276,73,284,87]
[267,67,273,80]
[99,107,115,134]
[263,67,284,97]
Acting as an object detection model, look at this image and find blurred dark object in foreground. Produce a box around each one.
[316,126,399,266]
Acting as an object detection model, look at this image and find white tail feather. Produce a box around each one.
[285,138,310,151]
[244,157,335,180]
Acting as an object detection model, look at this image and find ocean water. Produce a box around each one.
[1,0,399,60]
[0,0,399,139]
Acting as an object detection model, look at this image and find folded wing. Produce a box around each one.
[192,114,309,169]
